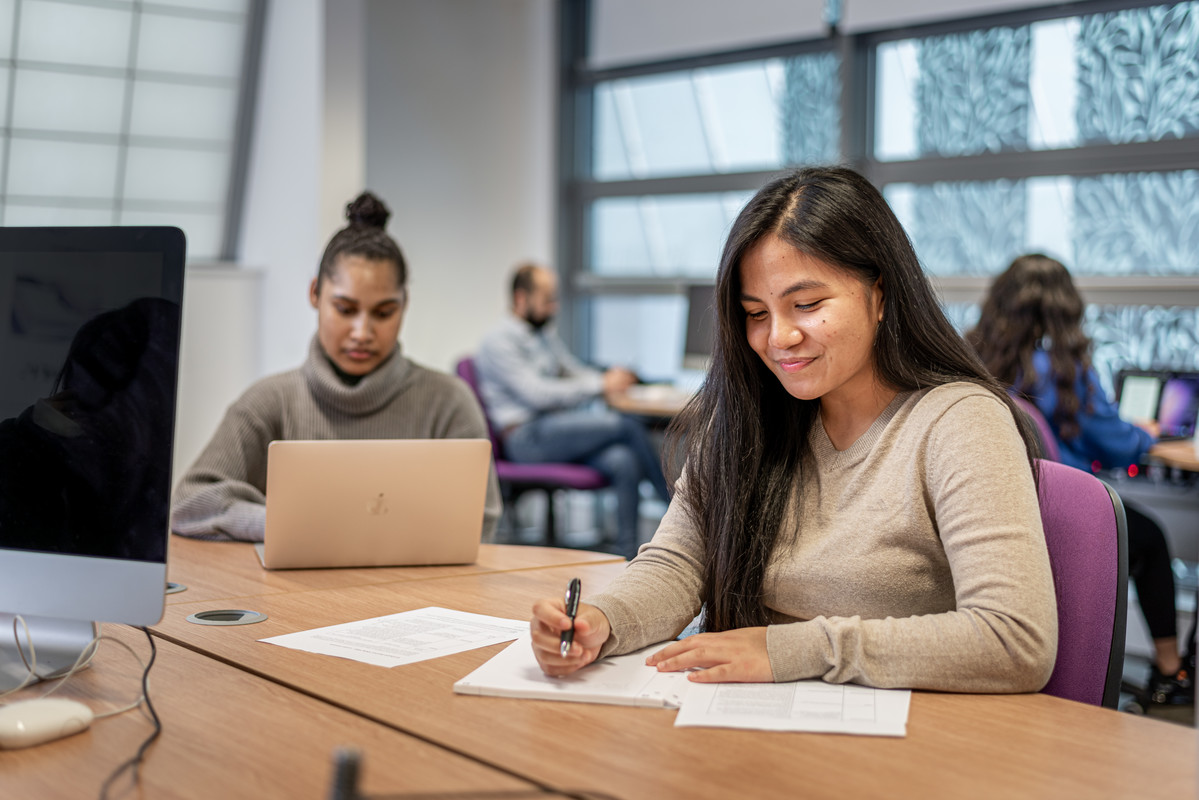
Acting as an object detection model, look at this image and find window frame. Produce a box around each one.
[559,0,1199,361]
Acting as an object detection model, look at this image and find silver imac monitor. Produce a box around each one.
[682,284,715,371]
[0,227,185,691]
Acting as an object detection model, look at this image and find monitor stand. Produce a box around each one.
[0,614,99,693]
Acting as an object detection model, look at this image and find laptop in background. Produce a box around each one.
[1158,374,1199,440]
[1115,369,1168,426]
[258,439,492,570]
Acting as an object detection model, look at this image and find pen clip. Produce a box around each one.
[564,577,581,617]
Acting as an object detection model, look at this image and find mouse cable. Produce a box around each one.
[0,615,39,701]
[97,627,161,800]
[37,632,149,720]
[1,615,103,703]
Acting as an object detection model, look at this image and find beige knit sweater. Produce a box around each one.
[589,383,1057,693]
[170,337,501,542]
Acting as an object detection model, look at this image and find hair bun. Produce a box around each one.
[345,191,390,229]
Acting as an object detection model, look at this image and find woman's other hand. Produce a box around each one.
[530,598,611,676]
[647,627,773,683]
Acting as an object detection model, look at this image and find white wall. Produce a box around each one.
[239,0,325,379]
[173,266,262,479]
[364,0,557,373]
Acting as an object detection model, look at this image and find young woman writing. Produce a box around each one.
[530,167,1057,692]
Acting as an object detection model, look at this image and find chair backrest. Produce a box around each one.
[1036,459,1128,708]
[1010,394,1062,462]
[456,356,506,460]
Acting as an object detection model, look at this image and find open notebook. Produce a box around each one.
[453,634,911,735]
[257,438,491,569]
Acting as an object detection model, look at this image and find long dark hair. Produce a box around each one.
[315,191,408,292]
[665,166,1040,633]
[966,253,1091,440]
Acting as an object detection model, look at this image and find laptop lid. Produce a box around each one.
[262,439,491,570]
[1158,374,1199,440]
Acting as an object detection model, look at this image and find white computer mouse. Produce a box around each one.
[0,697,94,749]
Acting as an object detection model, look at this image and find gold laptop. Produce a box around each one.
[259,439,491,569]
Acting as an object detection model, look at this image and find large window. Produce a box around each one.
[0,0,263,260]
[561,0,1199,392]
[563,37,841,382]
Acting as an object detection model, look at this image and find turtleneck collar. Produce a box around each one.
[301,335,412,417]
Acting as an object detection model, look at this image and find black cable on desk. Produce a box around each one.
[98,627,161,800]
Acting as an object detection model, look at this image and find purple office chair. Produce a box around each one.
[1010,394,1062,462]
[456,357,610,547]
[1036,459,1128,708]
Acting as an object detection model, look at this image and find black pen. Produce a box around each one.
[560,577,581,657]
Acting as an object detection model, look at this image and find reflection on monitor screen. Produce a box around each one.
[682,284,715,371]
[0,227,184,691]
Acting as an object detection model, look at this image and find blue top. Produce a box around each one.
[1023,349,1154,471]
[475,316,604,430]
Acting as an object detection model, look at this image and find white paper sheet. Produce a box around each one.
[674,680,911,736]
[259,607,528,667]
[454,634,691,708]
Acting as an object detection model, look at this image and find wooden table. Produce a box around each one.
[608,384,692,418]
[166,534,623,604]
[149,560,1198,800]
[0,625,536,799]
[1149,439,1199,472]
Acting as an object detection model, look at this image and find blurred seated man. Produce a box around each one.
[476,263,670,558]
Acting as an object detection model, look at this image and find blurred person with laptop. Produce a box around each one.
[170,192,501,543]
[968,253,1191,707]
[475,263,670,558]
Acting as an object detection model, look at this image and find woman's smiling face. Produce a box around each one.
[739,234,884,408]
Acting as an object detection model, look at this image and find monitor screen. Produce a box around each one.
[1158,374,1199,439]
[0,227,184,648]
[1116,373,1164,424]
[682,284,715,371]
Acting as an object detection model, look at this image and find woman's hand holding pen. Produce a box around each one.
[530,598,610,676]
[646,627,773,683]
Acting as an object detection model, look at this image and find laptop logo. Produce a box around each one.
[367,492,389,515]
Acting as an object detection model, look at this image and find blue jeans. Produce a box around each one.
[503,410,670,558]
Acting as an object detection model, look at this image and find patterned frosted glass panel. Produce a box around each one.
[875,2,1199,160]
[11,70,126,134]
[593,53,838,180]
[7,140,119,199]
[590,294,691,384]
[1077,2,1199,145]
[129,81,238,141]
[782,52,840,166]
[123,147,229,204]
[591,192,750,277]
[876,27,1030,160]
[137,14,244,78]
[1088,305,1199,393]
[889,170,1199,277]
[942,302,1199,398]
[1072,170,1199,275]
[19,1,132,68]
[886,180,1026,276]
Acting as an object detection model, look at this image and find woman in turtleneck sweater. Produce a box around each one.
[170,192,500,542]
